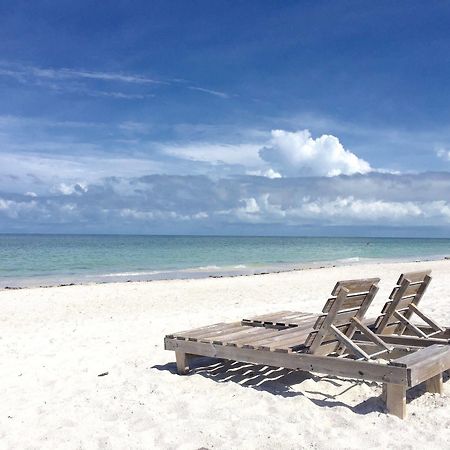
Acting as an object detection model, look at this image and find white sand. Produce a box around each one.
[1,259,449,449]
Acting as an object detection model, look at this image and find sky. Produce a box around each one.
[1,1,450,236]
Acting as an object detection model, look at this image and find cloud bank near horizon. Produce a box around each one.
[2,172,450,234]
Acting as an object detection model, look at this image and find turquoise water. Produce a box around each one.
[0,234,449,287]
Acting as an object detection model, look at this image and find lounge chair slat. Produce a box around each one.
[244,321,317,349]
[389,282,423,299]
[241,310,293,324]
[243,324,312,348]
[168,322,227,339]
[323,292,372,313]
[381,297,416,314]
[206,325,282,345]
[272,313,317,327]
[225,327,285,346]
[174,323,240,340]
[229,328,290,347]
[331,277,380,295]
[314,308,361,329]
[258,331,312,351]
[259,312,315,326]
[242,312,316,328]
[270,330,319,352]
[271,312,316,324]
[397,270,431,284]
[304,323,353,348]
[257,329,314,351]
[205,315,320,348]
[194,323,245,341]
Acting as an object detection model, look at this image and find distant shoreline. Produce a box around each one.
[2,253,449,291]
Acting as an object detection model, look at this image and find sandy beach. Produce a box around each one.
[1,259,449,449]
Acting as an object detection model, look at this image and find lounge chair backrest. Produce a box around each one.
[374,271,433,336]
[304,278,380,356]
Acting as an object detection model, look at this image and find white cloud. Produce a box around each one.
[228,195,450,226]
[83,90,152,100]
[246,168,282,179]
[0,197,39,219]
[0,151,164,193]
[0,64,162,85]
[118,121,153,134]
[57,183,88,195]
[187,86,229,99]
[119,208,208,222]
[54,68,162,84]
[160,129,374,178]
[437,148,450,161]
[2,173,450,232]
[0,62,231,101]
[162,143,262,167]
[259,129,372,177]
[0,63,165,100]
[242,198,260,214]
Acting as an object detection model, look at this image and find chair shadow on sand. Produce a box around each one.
[153,356,448,416]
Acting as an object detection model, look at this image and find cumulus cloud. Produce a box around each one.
[160,129,373,178]
[259,129,372,177]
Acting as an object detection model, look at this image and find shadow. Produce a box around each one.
[152,357,386,415]
[406,370,450,402]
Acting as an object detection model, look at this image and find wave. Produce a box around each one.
[193,265,221,271]
[92,270,164,278]
[91,263,251,279]
[335,257,362,263]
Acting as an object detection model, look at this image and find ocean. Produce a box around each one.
[0,234,449,288]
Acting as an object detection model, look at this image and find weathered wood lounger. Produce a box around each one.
[164,277,450,419]
[373,270,450,341]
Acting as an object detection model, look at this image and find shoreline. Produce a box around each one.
[2,253,449,290]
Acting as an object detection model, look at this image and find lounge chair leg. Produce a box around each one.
[381,383,387,403]
[385,383,406,419]
[426,373,443,394]
[175,351,190,375]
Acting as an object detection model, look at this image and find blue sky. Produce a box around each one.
[1,1,450,235]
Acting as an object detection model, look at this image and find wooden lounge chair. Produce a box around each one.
[372,270,450,344]
[165,277,450,418]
